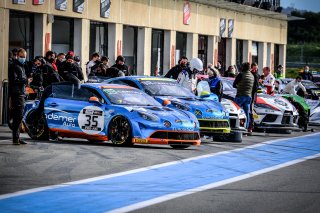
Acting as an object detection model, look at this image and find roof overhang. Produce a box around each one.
[190,0,288,21]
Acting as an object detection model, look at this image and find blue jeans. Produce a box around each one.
[234,96,252,129]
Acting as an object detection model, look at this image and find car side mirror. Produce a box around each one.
[162,99,171,106]
[89,96,101,105]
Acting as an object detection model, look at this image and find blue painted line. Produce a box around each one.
[1,133,320,213]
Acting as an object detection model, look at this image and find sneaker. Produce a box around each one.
[247,129,253,136]
[19,140,27,145]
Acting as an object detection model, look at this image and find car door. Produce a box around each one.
[44,84,106,136]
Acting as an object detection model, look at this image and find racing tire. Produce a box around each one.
[170,145,191,149]
[24,109,49,140]
[108,116,132,146]
[227,131,242,143]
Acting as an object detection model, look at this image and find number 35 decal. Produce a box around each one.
[78,106,104,134]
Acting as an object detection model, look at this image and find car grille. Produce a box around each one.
[150,132,200,140]
[281,111,293,125]
[229,118,236,128]
[262,114,278,122]
[198,120,230,128]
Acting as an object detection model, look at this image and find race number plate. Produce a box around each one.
[78,106,104,134]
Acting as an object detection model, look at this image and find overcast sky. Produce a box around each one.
[281,0,320,12]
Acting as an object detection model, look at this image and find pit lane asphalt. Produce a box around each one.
[0,126,319,212]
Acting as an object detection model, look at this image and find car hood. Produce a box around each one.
[257,94,295,111]
[123,105,197,123]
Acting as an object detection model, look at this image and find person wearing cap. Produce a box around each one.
[274,64,284,79]
[59,55,84,85]
[111,55,130,76]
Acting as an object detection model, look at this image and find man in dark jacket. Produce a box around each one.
[59,55,84,85]
[43,51,61,88]
[300,66,313,81]
[233,62,255,129]
[164,56,190,79]
[111,55,130,76]
[8,48,28,145]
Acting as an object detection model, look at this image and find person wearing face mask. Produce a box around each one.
[165,56,190,79]
[8,48,29,145]
[300,65,313,81]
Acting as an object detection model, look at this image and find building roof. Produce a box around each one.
[190,0,288,21]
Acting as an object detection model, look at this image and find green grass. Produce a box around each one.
[285,67,320,78]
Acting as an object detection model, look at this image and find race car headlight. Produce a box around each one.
[193,121,197,128]
[254,103,280,111]
[138,112,159,122]
[171,101,190,111]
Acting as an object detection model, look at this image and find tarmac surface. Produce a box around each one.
[0,125,319,212]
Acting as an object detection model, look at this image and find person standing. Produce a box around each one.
[165,56,189,79]
[8,48,28,145]
[274,64,283,79]
[86,52,100,77]
[233,62,255,129]
[207,67,223,102]
[111,55,130,76]
[262,66,275,95]
[300,65,313,81]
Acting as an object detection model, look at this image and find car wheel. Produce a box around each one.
[227,131,242,142]
[24,109,49,140]
[170,145,190,149]
[108,116,132,146]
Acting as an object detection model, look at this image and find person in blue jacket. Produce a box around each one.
[207,67,223,102]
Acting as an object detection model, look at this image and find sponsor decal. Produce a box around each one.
[133,138,148,143]
[46,113,76,127]
[78,106,105,134]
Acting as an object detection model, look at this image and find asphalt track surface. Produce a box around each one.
[0,127,320,213]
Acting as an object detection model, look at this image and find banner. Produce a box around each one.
[183,2,191,25]
[56,0,67,11]
[219,18,226,38]
[73,0,85,13]
[228,19,234,38]
[33,0,44,4]
[101,0,111,18]
[13,0,26,4]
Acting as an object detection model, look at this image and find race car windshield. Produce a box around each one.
[103,88,161,106]
[140,80,195,97]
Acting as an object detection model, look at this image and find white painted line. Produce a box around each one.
[0,132,319,200]
[107,153,320,213]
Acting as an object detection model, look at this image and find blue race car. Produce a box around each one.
[106,76,232,139]
[23,83,201,149]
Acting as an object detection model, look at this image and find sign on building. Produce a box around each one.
[73,0,85,13]
[33,0,44,5]
[56,0,67,11]
[183,2,191,25]
[219,18,226,38]
[101,0,111,18]
[228,19,234,38]
[12,0,26,4]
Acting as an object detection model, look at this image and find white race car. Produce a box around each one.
[221,78,299,133]
[253,94,299,132]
